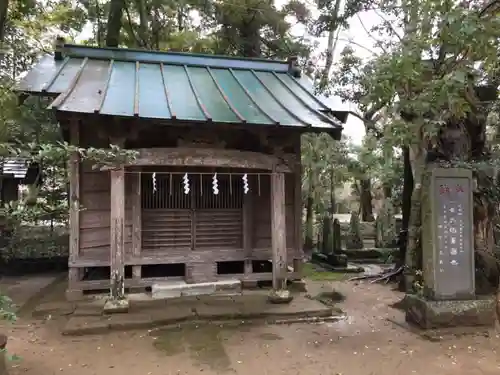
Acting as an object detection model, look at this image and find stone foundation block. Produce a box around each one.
[289,280,307,292]
[242,281,259,289]
[404,294,496,329]
[153,280,242,299]
[268,289,293,304]
[152,281,186,299]
[214,280,242,292]
[182,283,216,296]
[103,298,129,314]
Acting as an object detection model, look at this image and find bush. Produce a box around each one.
[375,200,397,248]
[0,226,68,260]
[345,212,363,249]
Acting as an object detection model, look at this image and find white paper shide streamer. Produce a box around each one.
[212,173,219,195]
[182,173,190,194]
[242,173,249,194]
[152,172,157,192]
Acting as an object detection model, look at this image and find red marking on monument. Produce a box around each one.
[439,184,450,195]
[455,184,464,193]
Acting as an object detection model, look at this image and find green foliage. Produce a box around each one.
[331,0,500,147]
[301,133,350,213]
[320,214,331,254]
[345,211,363,249]
[0,295,15,322]
[320,216,342,255]
[375,200,397,248]
[332,218,341,253]
[302,262,347,281]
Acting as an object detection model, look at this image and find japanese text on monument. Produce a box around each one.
[434,176,473,297]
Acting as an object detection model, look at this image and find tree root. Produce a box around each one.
[348,265,404,284]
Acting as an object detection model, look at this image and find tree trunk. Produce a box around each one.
[403,144,425,292]
[0,334,7,375]
[397,146,413,290]
[106,0,124,47]
[240,21,261,57]
[383,185,392,200]
[304,195,314,252]
[133,0,148,47]
[359,178,375,222]
[319,0,341,89]
[0,0,8,47]
[177,6,184,32]
[403,105,498,295]
[330,169,336,214]
[151,5,160,50]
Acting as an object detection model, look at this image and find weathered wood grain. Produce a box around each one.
[127,147,297,173]
[271,172,287,290]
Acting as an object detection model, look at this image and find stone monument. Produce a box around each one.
[405,167,496,329]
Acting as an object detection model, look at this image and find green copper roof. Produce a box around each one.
[17,44,347,134]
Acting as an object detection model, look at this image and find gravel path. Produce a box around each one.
[4,281,500,375]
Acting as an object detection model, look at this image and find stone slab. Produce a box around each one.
[73,298,107,316]
[103,299,129,314]
[214,280,242,292]
[241,281,259,289]
[62,293,336,336]
[268,290,293,304]
[181,283,216,297]
[63,315,111,336]
[151,280,186,299]
[32,301,75,318]
[404,294,496,329]
[152,280,241,299]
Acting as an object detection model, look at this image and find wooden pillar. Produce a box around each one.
[131,168,142,279]
[294,163,303,277]
[110,167,125,299]
[67,119,82,300]
[271,172,287,290]
[243,186,253,276]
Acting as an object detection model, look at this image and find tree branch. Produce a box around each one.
[123,0,144,48]
[373,9,403,42]
[356,14,388,54]
[337,37,380,56]
[345,107,385,140]
[479,0,500,16]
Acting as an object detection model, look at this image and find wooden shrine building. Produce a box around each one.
[0,158,40,232]
[16,44,348,299]
[0,158,39,204]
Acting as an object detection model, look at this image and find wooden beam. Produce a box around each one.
[190,186,196,250]
[109,136,126,299]
[293,136,303,274]
[294,162,303,259]
[127,147,296,173]
[67,118,82,299]
[110,168,125,298]
[243,186,253,275]
[271,172,287,290]
[243,188,253,255]
[131,169,142,279]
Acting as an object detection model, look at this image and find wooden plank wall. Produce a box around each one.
[76,169,298,264]
[78,162,134,262]
[253,173,296,254]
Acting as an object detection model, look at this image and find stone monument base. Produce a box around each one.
[404,294,496,329]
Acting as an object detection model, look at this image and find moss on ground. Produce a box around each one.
[302,263,349,281]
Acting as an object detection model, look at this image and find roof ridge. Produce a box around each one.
[60,44,292,73]
[63,44,289,64]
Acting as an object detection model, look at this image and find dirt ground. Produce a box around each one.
[4,280,500,375]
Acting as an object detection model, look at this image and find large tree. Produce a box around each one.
[0,0,8,46]
[331,0,500,292]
